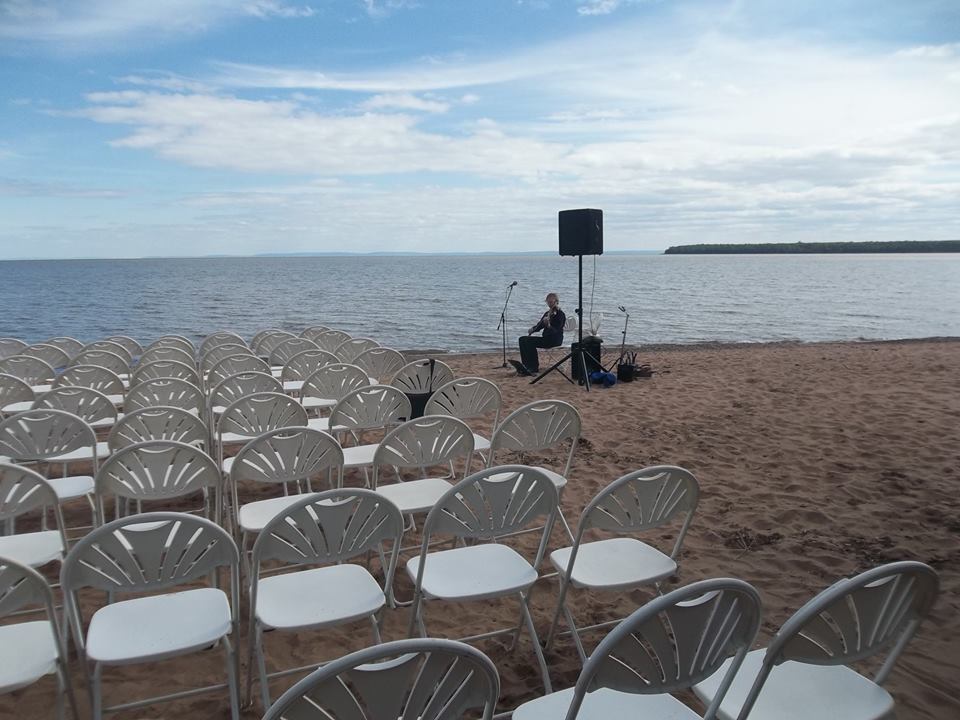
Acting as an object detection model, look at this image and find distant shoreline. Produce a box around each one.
[0,250,662,262]
[664,240,960,254]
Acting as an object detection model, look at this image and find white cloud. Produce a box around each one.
[577,0,620,15]
[360,0,419,19]
[360,93,449,113]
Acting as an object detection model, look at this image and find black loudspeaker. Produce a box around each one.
[559,208,603,256]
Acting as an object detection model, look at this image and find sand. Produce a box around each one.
[4,338,958,719]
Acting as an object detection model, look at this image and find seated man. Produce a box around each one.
[510,292,566,376]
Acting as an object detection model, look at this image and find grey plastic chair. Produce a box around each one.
[0,462,67,569]
[408,465,557,692]
[692,561,940,720]
[334,337,380,363]
[268,337,319,368]
[515,578,762,720]
[44,337,84,360]
[425,377,502,459]
[0,372,34,415]
[145,335,194,356]
[52,365,125,407]
[279,348,338,393]
[0,337,28,359]
[0,557,79,720]
[312,329,352,354]
[138,344,195,369]
[79,341,133,366]
[129,359,200,389]
[545,465,700,660]
[202,343,255,378]
[0,355,56,387]
[199,331,247,357]
[390,359,454,395]
[299,363,371,419]
[103,335,143,358]
[247,489,404,708]
[352,346,406,384]
[216,392,308,471]
[326,385,412,472]
[207,354,271,389]
[256,331,298,360]
[61,512,240,720]
[261,638,499,720]
[107,406,208,452]
[124,377,204,416]
[33,386,118,431]
[299,325,331,341]
[22,343,71,369]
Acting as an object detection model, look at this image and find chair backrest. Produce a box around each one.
[313,329,352,353]
[32,385,117,426]
[45,336,85,358]
[130,359,201,388]
[0,557,62,640]
[0,337,27,359]
[199,331,246,357]
[390,359,455,394]
[489,400,581,478]
[230,426,343,488]
[95,440,221,509]
[0,372,34,410]
[328,385,412,433]
[251,328,284,351]
[138,344,196,368]
[737,560,940,717]
[146,335,195,355]
[334,337,380,363]
[207,354,271,387]
[372,415,474,481]
[576,465,699,558]
[352,347,405,382]
[52,364,124,396]
[0,462,63,530]
[108,406,208,451]
[22,343,71,368]
[0,408,96,461]
[269,337,320,367]
[104,335,143,357]
[301,363,370,404]
[425,377,502,421]
[70,349,129,376]
[81,340,134,365]
[566,578,762,720]
[208,372,282,411]
[0,355,55,385]
[125,377,204,415]
[218,392,308,441]
[256,331,298,359]
[299,325,331,341]
[261,638,499,720]
[201,343,254,375]
[280,349,339,383]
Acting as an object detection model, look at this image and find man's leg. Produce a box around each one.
[519,336,552,372]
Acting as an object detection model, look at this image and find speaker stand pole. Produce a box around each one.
[495,282,515,369]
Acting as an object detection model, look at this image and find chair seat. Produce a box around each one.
[692,649,895,720]
[306,417,330,432]
[514,687,701,720]
[0,530,63,568]
[47,475,95,501]
[106,393,124,408]
[86,587,232,665]
[220,431,258,445]
[30,384,53,393]
[282,380,304,392]
[551,537,677,590]
[342,444,377,468]
[375,478,453,514]
[239,495,312,534]
[256,564,385,630]
[45,441,111,463]
[90,412,123,429]
[222,456,235,474]
[472,433,491,452]
[301,397,336,410]
[1,400,32,414]
[407,544,537,601]
[489,467,566,490]
[0,621,58,694]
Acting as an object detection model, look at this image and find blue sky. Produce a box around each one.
[0,0,958,259]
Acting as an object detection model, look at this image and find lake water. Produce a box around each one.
[1,254,958,352]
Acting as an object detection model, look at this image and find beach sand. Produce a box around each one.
[5,338,958,719]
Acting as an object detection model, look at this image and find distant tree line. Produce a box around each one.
[664,240,960,254]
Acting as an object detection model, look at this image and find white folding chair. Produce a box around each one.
[247,489,403,708]
[425,377,502,461]
[299,325,330,341]
[268,337,319,371]
[201,342,254,377]
[540,315,577,368]
[129,359,200,389]
[256,331,297,361]
[33,386,119,431]
[514,578,762,720]
[61,512,240,720]
[334,337,380,363]
[325,385,412,473]
[0,337,28,359]
[279,349,338,394]
[107,406,208,452]
[0,372,34,416]
[0,463,67,569]
[124,376,204,416]
[207,354,271,389]
[79,341,133,366]
[52,366,124,408]
[69,350,129,379]
[216,391,308,471]
[408,465,558,691]
[544,465,700,661]
[0,355,56,389]
[22,344,71,369]
[353,346,405,384]
[261,638,499,720]
[45,337,85,359]
[0,558,79,720]
[144,335,194,356]
[390,358,454,395]
[312,329,352,354]
[102,336,142,359]
[199,331,247,358]
[137,344,195,368]
[299,363,370,423]
[692,561,940,720]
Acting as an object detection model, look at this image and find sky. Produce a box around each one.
[0,0,958,259]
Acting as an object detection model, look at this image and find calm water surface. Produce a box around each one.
[1,254,957,351]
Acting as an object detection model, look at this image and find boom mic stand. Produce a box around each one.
[605,305,630,371]
[495,281,517,369]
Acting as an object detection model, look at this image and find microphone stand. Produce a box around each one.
[604,306,630,371]
[495,282,515,368]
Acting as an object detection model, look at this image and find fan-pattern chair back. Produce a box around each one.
[231,427,343,488]
[328,386,412,432]
[53,364,124,396]
[301,364,370,406]
[139,345,196,368]
[147,335,195,355]
[261,638,499,720]
[269,337,319,367]
[81,340,133,365]
[0,555,61,620]
[0,373,33,412]
[299,325,330,341]
[491,400,580,453]
[0,462,61,525]
[219,392,308,440]
[425,377,502,421]
[256,331,297,359]
[373,415,474,473]
[209,372,282,412]
[251,329,285,351]
[70,349,129,376]
[33,386,117,426]
[108,407,208,452]
[201,343,253,375]
[207,354,271,387]
[45,336,85,358]
[280,349,338,383]
[96,440,220,506]
[125,377,204,415]
[131,359,201,388]
[199,331,246,357]
[391,359,454,394]
[0,338,27,359]
[569,579,762,720]
[334,337,380,363]
[104,335,143,357]
[0,355,55,385]
[353,347,405,382]
[22,343,70,368]
[0,409,95,461]
[313,329,352,353]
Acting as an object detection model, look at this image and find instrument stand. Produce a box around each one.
[530,255,603,391]
[604,308,630,371]
[495,282,515,369]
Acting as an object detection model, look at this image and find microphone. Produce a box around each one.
[509,281,518,287]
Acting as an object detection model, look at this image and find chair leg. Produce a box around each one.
[564,605,587,664]
[256,625,272,710]
[58,659,80,720]
[545,574,572,651]
[90,662,103,720]
[370,613,383,644]
[245,618,259,707]
[224,636,240,720]
[520,593,553,693]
